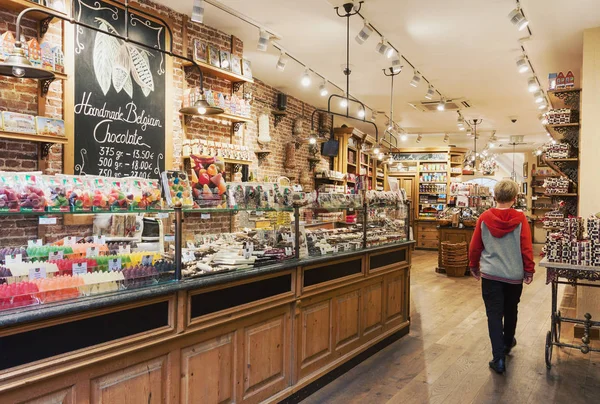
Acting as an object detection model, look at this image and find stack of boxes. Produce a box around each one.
[545,217,600,266]
[544,143,570,159]
[544,177,570,194]
[546,108,572,124]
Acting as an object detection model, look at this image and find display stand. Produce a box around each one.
[540,258,600,369]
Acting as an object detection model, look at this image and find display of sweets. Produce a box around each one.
[365,190,406,206]
[26,245,74,261]
[108,179,131,211]
[0,246,27,262]
[48,258,98,276]
[0,266,12,284]
[122,265,159,289]
[546,108,572,125]
[33,275,83,303]
[92,177,110,211]
[161,170,193,208]
[0,174,19,211]
[43,175,69,212]
[16,173,46,212]
[544,142,570,159]
[543,177,570,194]
[78,271,124,296]
[66,176,93,211]
[544,217,600,266]
[143,179,163,210]
[420,172,447,183]
[304,226,364,257]
[0,282,39,310]
[188,156,227,208]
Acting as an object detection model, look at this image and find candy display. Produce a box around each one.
[0,282,39,310]
[546,109,572,125]
[44,175,69,212]
[189,156,227,208]
[162,170,193,208]
[0,247,27,262]
[122,265,160,288]
[304,225,364,257]
[545,217,600,266]
[183,139,252,161]
[544,177,570,194]
[0,174,19,212]
[16,173,46,212]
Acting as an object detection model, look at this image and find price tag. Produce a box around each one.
[5,254,22,265]
[63,236,77,246]
[243,249,252,259]
[164,235,175,242]
[201,213,211,220]
[72,262,88,276]
[333,245,339,253]
[343,243,350,251]
[285,247,293,256]
[183,251,195,262]
[39,216,57,225]
[93,235,106,245]
[186,241,195,249]
[28,239,43,247]
[49,250,64,260]
[29,266,47,280]
[86,246,98,258]
[141,255,153,266]
[108,258,122,271]
[118,245,131,255]
[319,246,327,255]
[157,212,169,219]
[248,243,254,252]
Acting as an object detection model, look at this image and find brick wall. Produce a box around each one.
[0,0,331,246]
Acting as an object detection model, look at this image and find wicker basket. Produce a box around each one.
[441,241,468,277]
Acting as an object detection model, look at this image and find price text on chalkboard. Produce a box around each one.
[74,0,166,179]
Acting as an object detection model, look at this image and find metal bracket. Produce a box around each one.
[308,158,320,171]
[39,77,55,97]
[255,151,271,165]
[232,81,243,93]
[183,114,192,127]
[40,142,54,159]
[273,112,286,128]
[39,16,53,37]
[553,90,581,109]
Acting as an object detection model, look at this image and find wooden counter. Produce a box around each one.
[436,226,475,274]
[415,220,439,250]
[0,242,413,404]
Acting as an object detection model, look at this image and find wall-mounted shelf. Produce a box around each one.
[547,88,581,109]
[183,112,252,132]
[544,193,578,197]
[272,110,287,127]
[182,156,252,166]
[0,130,67,145]
[545,158,578,162]
[182,59,253,91]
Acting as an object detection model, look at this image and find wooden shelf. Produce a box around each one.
[2,0,67,21]
[182,59,254,85]
[419,171,447,173]
[533,175,560,178]
[315,177,345,183]
[546,123,579,129]
[217,113,253,123]
[544,193,578,197]
[347,162,357,167]
[182,156,252,165]
[547,88,581,94]
[0,130,67,144]
[545,158,578,162]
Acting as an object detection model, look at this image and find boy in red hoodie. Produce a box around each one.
[469,179,535,374]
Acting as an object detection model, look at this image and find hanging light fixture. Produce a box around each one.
[340,93,348,108]
[409,71,421,87]
[466,128,473,137]
[355,21,373,44]
[319,81,328,96]
[527,77,539,92]
[465,119,483,172]
[376,38,390,57]
[373,145,380,155]
[257,29,270,51]
[443,133,449,143]
[0,43,54,79]
[301,69,311,87]
[538,100,548,110]
[179,93,225,116]
[457,115,465,129]
[357,108,365,118]
[534,90,545,103]
[416,134,423,143]
[191,0,205,23]
[489,131,497,148]
[425,86,435,100]
[437,97,446,111]
[391,52,402,74]
[276,52,288,71]
[309,134,317,144]
[508,6,529,31]
[516,55,529,73]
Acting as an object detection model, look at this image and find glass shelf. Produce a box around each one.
[0,207,295,216]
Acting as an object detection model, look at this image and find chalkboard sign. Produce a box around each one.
[74,0,166,179]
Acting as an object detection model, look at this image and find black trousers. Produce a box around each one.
[482,278,523,360]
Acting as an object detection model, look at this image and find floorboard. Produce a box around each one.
[299,247,600,404]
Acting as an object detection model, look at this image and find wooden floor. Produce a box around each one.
[300,248,600,404]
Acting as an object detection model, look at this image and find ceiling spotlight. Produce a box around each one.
[425,86,435,100]
[356,22,373,45]
[385,44,394,59]
[371,110,378,121]
[466,128,473,137]
[527,77,539,92]
[538,101,548,110]
[489,141,495,148]
[457,116,465,128]
[276,52,288,71]
[191,0,205,23]
[516,55,529,73]
[539,114,549,125]
[319,82,328,97]
[358,108,365,118]
[409,71,421,87]
[437,97,446,111]
[257,29,270,52]
[534,90,545,103]
[376,39,390,57]
[535,148,543,156]
[309,134,317,144]
[391,53,402,73]
[340,94,348,108]
[301,69,311,87]
[400,134,408,141]
[443,134,449,143]
[546,131,551,137]
[416,134,423,143]
[373,146,380,155]
[508,7,529,31]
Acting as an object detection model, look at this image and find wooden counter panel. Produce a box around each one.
[300,300,332,369]
[385,271,406,325]
[20,387,75,404]
[369,247,408,272]
[90,356,168,404]
[303,257,362,288]
[334,290,361,351]
[180,332,236,404]
[362,281,384,336]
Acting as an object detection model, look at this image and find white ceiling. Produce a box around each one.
[161,0,600,152]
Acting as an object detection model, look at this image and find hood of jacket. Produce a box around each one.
[480,208,524,238]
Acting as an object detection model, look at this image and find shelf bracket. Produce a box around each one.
[39,16,54,38]
[272,112,286,128]
[40,142,54,159]
[255,151,271,166]
[39,77,55,97]
[553,90,581,109]
[308,158,320,171]
[232,81,243,93]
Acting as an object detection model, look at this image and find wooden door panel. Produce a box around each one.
[300,300,332,367]
[385,274,404,324]
[363,282,383,335]
[334,290,360,350]
[19,387,74,404]
[90,356,167,404]
[243,315,287,399]
[180,332,236,404]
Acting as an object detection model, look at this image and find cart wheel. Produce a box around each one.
[545,331,553,369]
[554,311,561,343]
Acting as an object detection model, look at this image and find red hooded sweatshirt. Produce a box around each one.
[469,208,535,283]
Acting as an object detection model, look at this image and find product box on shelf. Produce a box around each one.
[546,109,572,125]
[36,117,65,137]
[1,112,36,134]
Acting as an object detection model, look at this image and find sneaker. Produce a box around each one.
[489,358,506,374]
[503,338,517,355]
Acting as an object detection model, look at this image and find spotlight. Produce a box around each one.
[358,108,365,118]
[371,110,378,122]
[546,132,551,137]
[535,148,543,156]
[516,56,529,73]
[528,77,539,92]
[437,97,446,111]
[552,139,557,145]
[534,90,545,103]
[309,135,317,144]
[489,141,495,148]
[385,44,394,59]
[340,94,348,108]
[391,53,402,73]
[425,86,435,100]
[508,8,529,31]
[539,114,549,125]
[373,146,380,155]
[538,101,548,110]
[400,134,408,141]
[257,29,270,52]
[301,69,311,87]
[466,129,473,137]
[376,39,390,57]
[191,0,204,23]
[319,82,328,97]
[409,71,421,87]
[378,153,384,160]
[443,134,449,143]
[276,52,288,71]
[416,134,423,143]
[457,116,465,128]
[356,22,373,45]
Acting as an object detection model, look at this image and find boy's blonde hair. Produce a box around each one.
[494,180,519,203]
